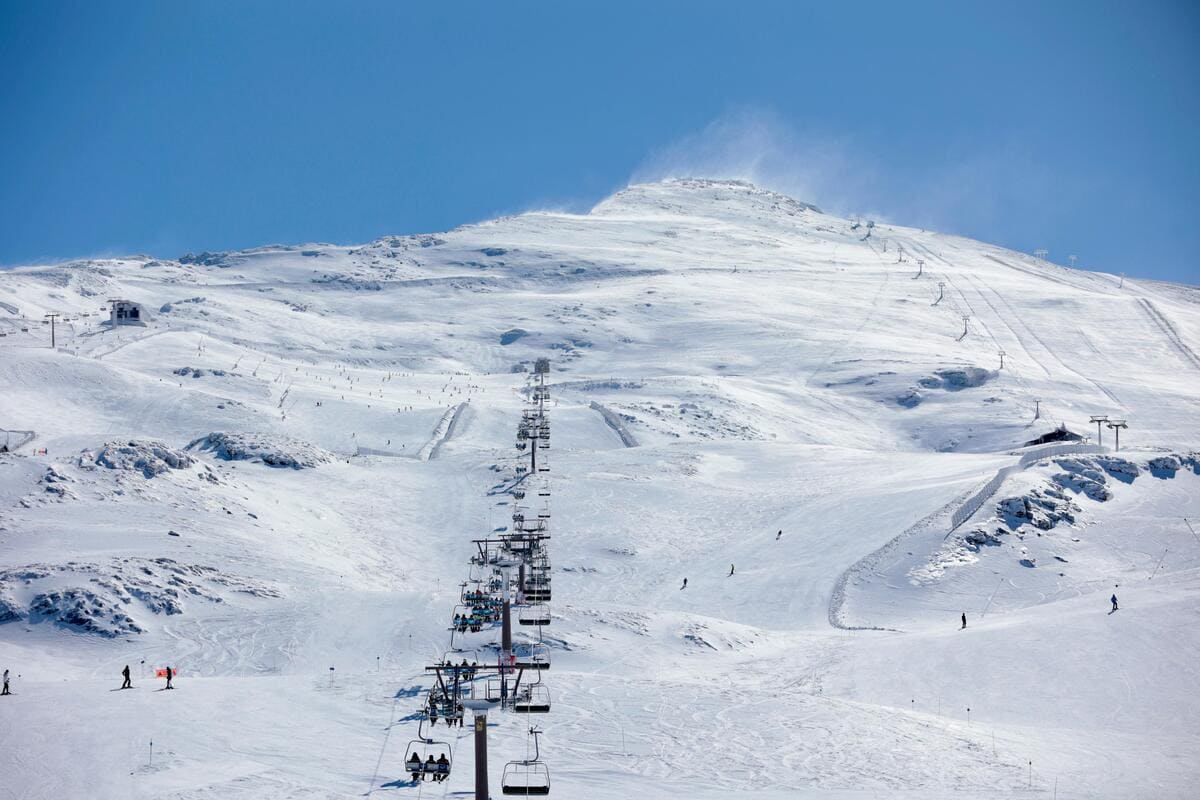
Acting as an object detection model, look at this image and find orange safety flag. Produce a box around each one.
[154,668,178,678]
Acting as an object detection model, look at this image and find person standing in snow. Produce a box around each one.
[961,613,966,630]
[121,664,132,689]
[728,564,735,577]
[680,578,687,590]
[1111,594,1119,612]
[1,669,9,695]
[776,530,782,541]
[165,666,174,690]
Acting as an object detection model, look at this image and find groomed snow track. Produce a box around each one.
[1136,298,1200,372]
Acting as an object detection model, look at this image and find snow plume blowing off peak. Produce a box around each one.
[629,108,881,220]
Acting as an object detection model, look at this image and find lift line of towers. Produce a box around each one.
[404,358,554,798]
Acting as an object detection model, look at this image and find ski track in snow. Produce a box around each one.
[1135,298,1200,372]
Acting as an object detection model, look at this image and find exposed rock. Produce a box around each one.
[964,528,1005,550]
[1,559,281,637]
[91,440,197,479]
[1148,455,1182,475]
[173,366,230,379]
[188,432,333,469]
[28,588,144,637]
[1096,456,1140,481]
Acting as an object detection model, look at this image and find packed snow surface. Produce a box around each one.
[1,178,1199,798]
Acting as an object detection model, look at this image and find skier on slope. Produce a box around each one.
[728,564,735,577]
[1111,594,1119,612]
[680,578,688,590]
[121,664,132,689]
[776,530,782,541]
[165,666,174,690]
[1,669,9,695]
[961,613,966,630]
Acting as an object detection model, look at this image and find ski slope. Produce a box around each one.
[1,178,1198,799]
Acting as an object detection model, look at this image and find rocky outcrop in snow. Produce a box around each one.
[188,432,333,469]
[0,558,280,637]
[89,440,199,479]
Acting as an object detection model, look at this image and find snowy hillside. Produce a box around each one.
[1,178,1198,799]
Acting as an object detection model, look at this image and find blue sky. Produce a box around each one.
[1,1,1197,283]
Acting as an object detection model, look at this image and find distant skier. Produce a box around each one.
[1111,594,1119,612]
[1,669,9,695]
[776,530,782,541]
[164,666,174,690]
[680,578,688,590]
[728,564,735,577]
[121,664,132,689]
[961,613,967,630]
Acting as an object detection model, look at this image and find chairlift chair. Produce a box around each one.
[518,604,550,627]
[514,643,550,671]
[513,683,551,714]
[502,728,550,795]
[403,721,452,783]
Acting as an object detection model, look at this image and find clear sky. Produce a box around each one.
[1,1,1197,283]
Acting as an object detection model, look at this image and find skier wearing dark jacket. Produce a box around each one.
[121,665,132,689]
[1111,594,1118,612]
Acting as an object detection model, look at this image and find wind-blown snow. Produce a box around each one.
[1,178,1198,799]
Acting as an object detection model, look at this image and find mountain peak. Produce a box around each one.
[590,177,822,219]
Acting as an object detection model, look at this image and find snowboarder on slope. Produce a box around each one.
[728,564,735,577]
[121,664,132,689]
[1111,594,1119,612]
[165,666,174,690]
[680,578,688,590]
[961,613,966,630]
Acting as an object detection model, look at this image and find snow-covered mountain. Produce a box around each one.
[1,178,1198,798]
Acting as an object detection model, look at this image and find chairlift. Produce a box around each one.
[440,649,482,683]
[514,642,550,671]
[513,683,551,714]
[403,720,452,783]
[502,728,550,795]
[518,604,550,627]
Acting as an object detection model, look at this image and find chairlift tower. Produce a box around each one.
[1068,255,1078,269]
[1089,415,1109,447]
[462,699,494,800]
[914,259,924,279]
[997,350,1007,369]
[935,281,946,305]
[527,360,551,474]
[958,315,970,341]
[1105,419,1128,451]
[44,313,60,349]
[1033,249,1048,261]
[1034,398,1042,419]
